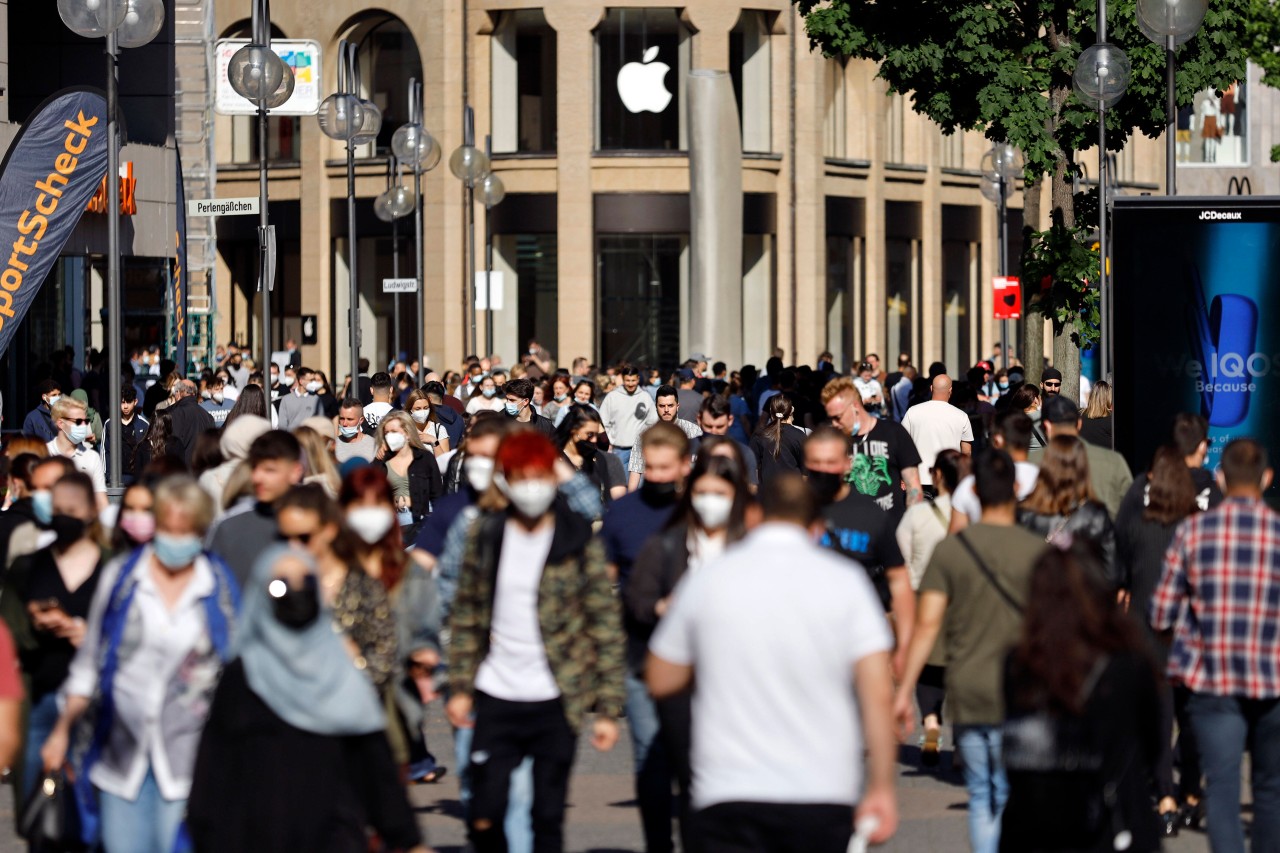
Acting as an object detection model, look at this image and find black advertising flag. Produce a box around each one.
[0,88,109,358]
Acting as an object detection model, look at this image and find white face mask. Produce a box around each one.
[201,389,212,400]
[496,473,557,518]
[280,374,296,387]
[691,493,734,530]
[212,392,224,404]
[346,506,395,544]
[385,431,407,452]
[305,381,322,394]
[410,409,431,425]
[465,457,495,493]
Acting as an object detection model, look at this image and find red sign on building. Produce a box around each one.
[993,276,1021,319]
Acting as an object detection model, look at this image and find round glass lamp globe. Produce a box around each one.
[228,44,286,103]
[265,64,296,110]
[318,93,366,142]
[353,100,383,146]
[1074,44,1132,110]
[387,185,416,218]
[393,125,443,171]
[449,146,490,184]
[373,190,396,223]
[58,0,128,39]
[479,173,506,208]
[117,0,164,48]
[1136,0,1208,39]
[980,144,1023,183]
[979,175,1012,204]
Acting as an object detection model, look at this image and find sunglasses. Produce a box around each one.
[276,531,314,545]
[1043,382,1061,388]
[63,418,90,426]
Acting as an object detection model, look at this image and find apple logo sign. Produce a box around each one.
[617,45,672,114]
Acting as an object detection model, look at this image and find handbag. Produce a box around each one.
[19,769,84,851]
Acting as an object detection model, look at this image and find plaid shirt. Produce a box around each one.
[1150,496,1280,698]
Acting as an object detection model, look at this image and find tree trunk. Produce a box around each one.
[1048,81,1081,404]
[1020,178,1043,388]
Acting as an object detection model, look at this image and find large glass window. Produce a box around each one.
[492,11,557,154]
[824,59,847,159]
[1178,80,1248,166]
[598,234,686,368]
[730,11,772,154]
[886,238,918,366]
[827,235,864,373]
[231,116,300,164]
[352,17,423,156]
[596,9,690,151]
[942,240,973,372]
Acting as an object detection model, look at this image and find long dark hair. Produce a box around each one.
[665,452,749,542]
[225,383,270,428]
[756,394,794,460]
[145,411,174,457]
[1021,435,1095,516]
[1144,444,1197,526]
[1010,543,1150,715]
[932,448,970,496]
[555,403,604,452]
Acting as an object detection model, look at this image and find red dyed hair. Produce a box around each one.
[338,465,407,591]
[496,431,558,478]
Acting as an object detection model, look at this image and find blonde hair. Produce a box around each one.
[374,410,425,453]
[820,376,860,407]
[1083,380,1113,419]
[292,426,341,496]
[50,398,87,421]
[154,475,216,534]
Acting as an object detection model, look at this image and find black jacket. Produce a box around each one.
[168,395,216,465]
[377,447,443,524]
[434,404,464,447]
[1017,500,1118,587]
[624,525,691,671]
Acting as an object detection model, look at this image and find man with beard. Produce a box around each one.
[804,426,913,676]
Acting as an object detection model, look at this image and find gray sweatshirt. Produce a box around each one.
[277,390,322,432]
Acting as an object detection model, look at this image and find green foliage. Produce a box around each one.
[793,0,1249,184]
[1246,0,1280,88]
[1021,209,1102,350]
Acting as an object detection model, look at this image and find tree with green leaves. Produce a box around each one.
[794,0,1248,397]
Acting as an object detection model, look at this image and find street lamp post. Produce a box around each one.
[450,107,490,359]
[980,143,1022,370]
[319,40,379,397]
[1136,0,1208,195]
[1074,5,1131,384]
[478,136,506,359]
[57,0,165,492]
[226,0,294,375]
[392,79,442,385]
[374,157,415,364]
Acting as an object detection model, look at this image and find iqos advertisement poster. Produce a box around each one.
[1113,196,1280,493]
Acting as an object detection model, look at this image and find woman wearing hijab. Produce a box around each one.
[187,546,428,853]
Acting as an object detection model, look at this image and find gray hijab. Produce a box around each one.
[235,545,385,736]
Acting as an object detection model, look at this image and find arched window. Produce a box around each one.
[347,16,423,157]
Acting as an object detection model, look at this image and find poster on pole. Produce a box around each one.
[215,40,322,116]
[993,276,1021,319]
[0,88,110,359]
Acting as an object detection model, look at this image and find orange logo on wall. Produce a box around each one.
[84,162,136,215]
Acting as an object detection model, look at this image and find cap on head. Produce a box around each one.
[1042,367,1063,382]
[676,368,695,381]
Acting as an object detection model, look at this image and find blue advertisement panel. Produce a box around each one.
[0,88,109,358]
[1113,196,1280,499]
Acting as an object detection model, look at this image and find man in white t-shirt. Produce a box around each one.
[950,409,1039,530]
[647,473,898,852]
[362,372,395,431]
[852,361,884,416]
[900,375,973,493]
[46,397,108,510]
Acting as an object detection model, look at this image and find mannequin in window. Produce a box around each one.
[1197,92,1222,163]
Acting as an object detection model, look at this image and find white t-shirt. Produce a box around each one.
[852,376,883,404]
[951,460,1041,522]
[362,401,393,431]
[650,523,892,809]
[475,520,560,702]
[46,439,107,494]
[900,400,975,486]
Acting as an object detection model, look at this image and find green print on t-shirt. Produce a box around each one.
[848,454,891,497]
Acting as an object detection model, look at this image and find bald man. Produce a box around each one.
[899,374,973,494]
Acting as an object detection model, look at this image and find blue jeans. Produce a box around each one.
[954,725,1008,853]
[614,447,632,471]
[626,671,674,852]
[22,692,60,802]
[1187,692,1280,853]
[455,722,534,853]
[98,768,186,853]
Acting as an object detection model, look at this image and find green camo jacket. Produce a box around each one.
[448,502,626,731]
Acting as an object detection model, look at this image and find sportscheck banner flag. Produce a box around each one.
[0,87,109,358]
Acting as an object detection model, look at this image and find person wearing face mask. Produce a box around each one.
[624,453,750,853]
[339,466,448,784]
[804,427,914,677]
[22,379,63,442]
[448,431,626,853]
[0,472,106,801]
[40,476,238,853]
[501,377,558,441]
[277,366,324,433]
[541,376,574,428]
[334,398,377,465]
[206,431,304,587]
[406,389,452,457]
[187,545,429,853]
[374,411,443,541]
[5,457,75,572]
[0,454,45,567]
[557,404,627,503]
[46,397,110,511]
[200,375,235,428]
[111,482,157,552]
[467,375,506,415]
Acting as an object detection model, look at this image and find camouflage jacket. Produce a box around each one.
[448,501,625,731]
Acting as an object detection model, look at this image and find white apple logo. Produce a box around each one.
[617,46,673,114]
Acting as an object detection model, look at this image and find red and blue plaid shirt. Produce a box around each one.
[1151,496,1280,698]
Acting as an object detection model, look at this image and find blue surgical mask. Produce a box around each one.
[554,393,568,402]
[505,401,520,417]
[68,424,88,445]
[152,532,204,571]
[31,490,53,525]
[339,424,360,439]
[482,388,496,399]
[999,381,1009,390]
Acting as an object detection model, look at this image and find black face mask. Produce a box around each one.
[640,479,679,506]
[574,439,599,461]
[272,574,321,630]
[807,470,845,505]
[50,514,86,549]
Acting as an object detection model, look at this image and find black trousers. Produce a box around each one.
[694,801,854,853]
[469,692,578,853]
[656,692,697,853]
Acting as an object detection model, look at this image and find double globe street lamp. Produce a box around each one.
[319,40,381,394]
[1136,0,1208,195]
[450,108,505,359]
[57,0,165,491]
[374,157,416,365]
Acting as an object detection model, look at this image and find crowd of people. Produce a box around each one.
[0,338,1270,853]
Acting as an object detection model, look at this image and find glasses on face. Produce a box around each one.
[276,531,314,545]
[63,418,89,426]
[1043,382,1061,389]
[827,403,851,424]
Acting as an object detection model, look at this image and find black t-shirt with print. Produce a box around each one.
[821,491,905,610]
[848,419,922,518]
